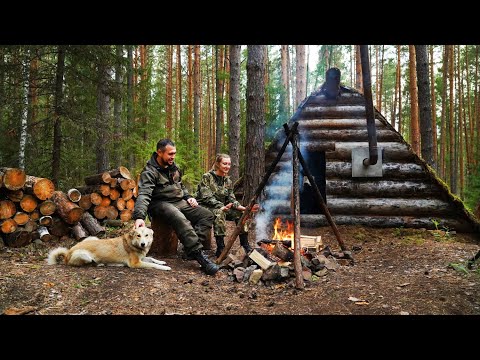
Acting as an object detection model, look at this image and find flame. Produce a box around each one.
[272,217,294,241]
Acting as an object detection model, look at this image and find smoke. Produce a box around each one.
[254,139,310,242]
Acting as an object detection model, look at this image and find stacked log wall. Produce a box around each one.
[262,92,480,233]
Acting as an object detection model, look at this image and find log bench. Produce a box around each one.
[149,216,212,256]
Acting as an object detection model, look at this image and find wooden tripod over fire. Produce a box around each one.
[216,121,352,289]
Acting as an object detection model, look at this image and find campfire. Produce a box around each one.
[219,217,350,286]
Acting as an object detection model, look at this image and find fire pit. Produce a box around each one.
[218,217,350,286]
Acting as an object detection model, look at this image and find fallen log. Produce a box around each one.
[51,191,84,224]
[0,167,26,191]
[80,211,105,236]
[72,222,88,241]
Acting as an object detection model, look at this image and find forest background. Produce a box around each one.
[0,45,478,212]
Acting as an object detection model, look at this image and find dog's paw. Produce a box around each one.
[155,265,171,271]
[144,256,167,265]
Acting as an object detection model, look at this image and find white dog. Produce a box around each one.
[47,226,171,270]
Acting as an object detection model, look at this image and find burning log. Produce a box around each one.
[272,243,294,261]
[258,239,292,247]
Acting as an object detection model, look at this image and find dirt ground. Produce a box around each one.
[1,223,479,316]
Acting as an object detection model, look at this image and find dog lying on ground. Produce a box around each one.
[47,226,171,270]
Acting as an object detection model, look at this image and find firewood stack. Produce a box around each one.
[0,166,139,248]
[0,167,58,247]
[76,166,137,229]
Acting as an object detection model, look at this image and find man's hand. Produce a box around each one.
[187,198,198,208]
[135,219,145,228]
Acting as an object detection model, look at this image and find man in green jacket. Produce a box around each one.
[133,139,218,275]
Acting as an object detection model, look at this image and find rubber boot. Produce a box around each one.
[215,236,225,258]
[191,250,219,275]
[239,233,252,253]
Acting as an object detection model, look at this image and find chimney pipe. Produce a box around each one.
[359,45,378,166]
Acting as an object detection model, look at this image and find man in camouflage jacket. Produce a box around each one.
[133,139,218,275]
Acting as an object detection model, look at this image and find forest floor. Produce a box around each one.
[1,223,480,316]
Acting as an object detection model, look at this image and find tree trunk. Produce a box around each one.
[112,45,123,168]
[355,45,363,92]
[244,46,265,205]
[295,45,306,108]
[408,45,420,154]
[150,216,178,256]
[52,45,65,186]
[193,45,201,152]
[415,45,434,167]
[95,53,110,174]
[228,45,241,183]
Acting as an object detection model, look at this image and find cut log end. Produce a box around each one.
[33,178,55,200]
[2,168,26,191]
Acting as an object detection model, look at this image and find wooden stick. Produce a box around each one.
[284,123,348,253]
[292,127,304,289]
[216,122,299,264]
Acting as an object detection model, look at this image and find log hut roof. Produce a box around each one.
[261,85,480,234]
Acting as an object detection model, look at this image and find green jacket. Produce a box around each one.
[195,170,240,210]
[133,152,192,220]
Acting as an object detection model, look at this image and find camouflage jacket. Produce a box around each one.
[132,152,192,220]
[195,170,240,210]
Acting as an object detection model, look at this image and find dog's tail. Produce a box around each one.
[47,247,69,265]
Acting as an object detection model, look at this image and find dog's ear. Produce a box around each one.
[147,227,154,237]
